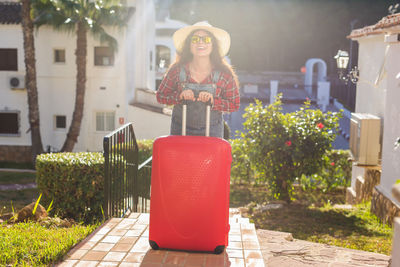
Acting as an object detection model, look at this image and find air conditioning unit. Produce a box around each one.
[9,75,25,90]
[349,113,381,165]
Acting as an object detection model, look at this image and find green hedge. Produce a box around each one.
[36,140,153,223]
[36,152,104,223]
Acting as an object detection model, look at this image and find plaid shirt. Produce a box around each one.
[156,64,240,113]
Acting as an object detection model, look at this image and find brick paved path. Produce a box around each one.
[58,212,264,267]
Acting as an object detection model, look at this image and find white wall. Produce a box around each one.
[133,0,156,92]
[0,24,30,146]
[0,0,171,153]
[353,32,400,200]
[354,35,387,118]
[380,39,400,197]
[127,106,170,140]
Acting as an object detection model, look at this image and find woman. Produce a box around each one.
[156,21,240,138]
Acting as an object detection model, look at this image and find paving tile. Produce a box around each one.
[125,229,145,237]
[164,251,188,265]
[185,253,206,266]
[240,223,255,230]
[81,250,107,261]
[89,234,105,242]
[75,241,96,250]
[226,249,244,258]
[131,224,148,231]
[229,228,241,235]
[141,249,167,263]
[116,219,137,229]
[111,242,134,252]
[205,254,226,267]
[228,258,245,267]
[103,251,127,261]
[229,235,242,242]
[242,234,259,242]
[97,227,112,235]
[123,252,146,263]
[130,237,151,253]
[109,228,128,236]
[140,263,162,267]
[142,229,149,237]
[109,218,123,223]
[119,263,141,267]
[74,260,99,267]
[137,213,150,224]
[245,258,265,267]
[244,250,263,260]
[242,229,257,236]
[57,260,78,267]
[238,218,250,224]
[227,241,242,250]
[92,242,115,252]
[97,261,119,266]
[242,241,260,250]
[128,213,141,219]
[102,235,122,243]
[119,236,138,244]
[67,249,88,260]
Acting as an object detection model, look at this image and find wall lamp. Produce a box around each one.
[334,50,359,84]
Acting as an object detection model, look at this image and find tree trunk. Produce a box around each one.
[21,0,44,163]
[61,21,87,152]
[276,175,291,203]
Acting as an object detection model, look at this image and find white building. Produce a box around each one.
[347,13,400,223]
[0,0,171,161]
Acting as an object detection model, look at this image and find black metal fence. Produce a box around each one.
[103,123,152,218]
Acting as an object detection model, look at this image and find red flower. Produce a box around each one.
[330,162,335,166]
[317,123,324,129]
[285,140,292,146]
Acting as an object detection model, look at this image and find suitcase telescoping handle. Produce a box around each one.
[182,100,212,137]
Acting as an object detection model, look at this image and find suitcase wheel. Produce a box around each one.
[149,240,159,250]
[214,245,225,254]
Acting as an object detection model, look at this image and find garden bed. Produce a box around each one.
[231,184,393,255]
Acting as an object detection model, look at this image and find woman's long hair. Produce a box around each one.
[172,30,239,88]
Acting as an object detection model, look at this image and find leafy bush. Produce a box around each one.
[299,149,352,191]
[36,152,104,223]
[137,139,154,163]
[238,95,342,202]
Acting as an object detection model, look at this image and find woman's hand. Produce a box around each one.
[179,90,195,101]
[197,91,214,104]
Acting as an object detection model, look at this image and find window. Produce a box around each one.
[0,112,19,135]
[94,47,114,66]
[156,45,171,71]
[54,115,66,129]
[96,112,115,131]
[54,49,66,63]
[0,49,17,71]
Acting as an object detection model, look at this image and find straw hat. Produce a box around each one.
[173,21,231,57]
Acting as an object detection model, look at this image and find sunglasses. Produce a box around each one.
[191,35,212,44]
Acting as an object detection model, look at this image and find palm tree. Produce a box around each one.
[21,0,44,162]
[33,0,130,152]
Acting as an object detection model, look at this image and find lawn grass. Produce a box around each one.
[0,171,98,266]
[0,171,36,185]
[234,184,394,255]
[0,161,35,170]
[0,221,98,266]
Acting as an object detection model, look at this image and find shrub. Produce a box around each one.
[299,149,352,191]
[36,152,104,223]
[238,95,342,202]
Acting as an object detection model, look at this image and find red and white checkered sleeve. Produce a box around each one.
[156,66,181,105]
[214,74,240,113]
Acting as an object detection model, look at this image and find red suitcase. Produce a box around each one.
[149,104,231,254]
